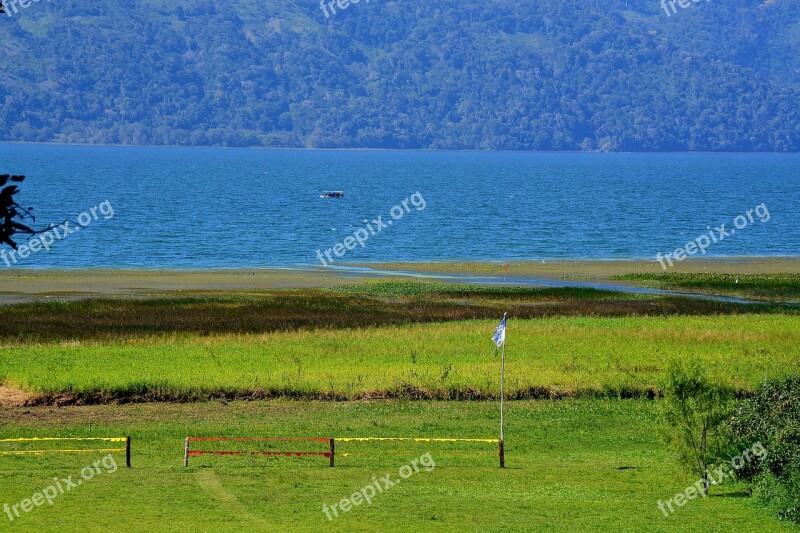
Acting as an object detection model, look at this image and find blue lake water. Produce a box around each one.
[0,144,797,268]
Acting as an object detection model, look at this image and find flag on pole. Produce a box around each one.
[492,312,507,348]
[493,312,508,468]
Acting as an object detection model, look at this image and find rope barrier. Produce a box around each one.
[0,448,126,456]
[183,436,500,467]
[0,437,132,467]
[0,437,127,443]
[335,437,497,443]
[187,437,328,443]
[188,451,331,457]
[338,450,498,456]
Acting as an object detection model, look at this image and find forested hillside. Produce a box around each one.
[0,0,799,151]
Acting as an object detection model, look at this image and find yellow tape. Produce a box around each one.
[335,437,497,443]
[0,448,126,456]
[336,450,497,456]
[0,437,127,443]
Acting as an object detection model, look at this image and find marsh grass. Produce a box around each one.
[615,273,800,301]
[0,282,786,345]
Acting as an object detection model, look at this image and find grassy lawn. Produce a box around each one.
[1,314,799,402]
[0,400,792,532]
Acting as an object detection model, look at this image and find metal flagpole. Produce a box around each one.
[500,324,506,468]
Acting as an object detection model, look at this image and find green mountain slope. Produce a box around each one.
[0,0,799,150]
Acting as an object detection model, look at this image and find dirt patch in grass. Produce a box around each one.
[14,384,667,407]
[0,398,308,426]
[0,385,38,408]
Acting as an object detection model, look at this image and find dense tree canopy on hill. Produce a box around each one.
[0,0,798,151]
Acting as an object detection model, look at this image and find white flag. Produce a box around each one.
[492,313,507,348]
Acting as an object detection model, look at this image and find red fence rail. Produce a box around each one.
[184,437,335,467]
[184,436,501,467]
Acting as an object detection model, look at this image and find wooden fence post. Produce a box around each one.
[499,440,505,469]
[329,438,335,468]
[126,436,131,468]
[184,438,190,468]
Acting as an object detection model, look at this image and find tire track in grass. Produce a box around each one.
[194,470,269,527]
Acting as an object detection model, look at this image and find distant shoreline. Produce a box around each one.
[2,141,800,155]
[350,256,800,278]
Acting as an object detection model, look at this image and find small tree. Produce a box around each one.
[0,174,36,250]
[1,174,69,257]
[661,359,732,495]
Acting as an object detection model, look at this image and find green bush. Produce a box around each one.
[728,376,800,522]
[753,467,800,523]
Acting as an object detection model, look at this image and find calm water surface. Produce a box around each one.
[0,144,796,268]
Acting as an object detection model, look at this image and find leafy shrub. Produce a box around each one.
[728,376,800,522]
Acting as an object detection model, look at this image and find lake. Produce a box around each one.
[0,144,797,268]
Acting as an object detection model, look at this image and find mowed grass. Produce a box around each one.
[2,315,799,402]
[0,400,792,533]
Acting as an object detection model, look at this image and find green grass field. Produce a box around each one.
[2,314,799,402]
[1,280,798,531]
[0,400,792,532]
